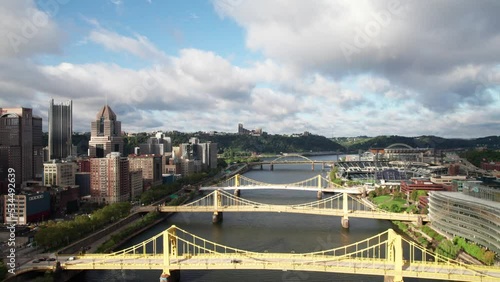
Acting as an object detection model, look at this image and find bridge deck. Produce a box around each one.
[60,254,500,281]
[157,206,429,222]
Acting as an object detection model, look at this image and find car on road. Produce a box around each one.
[48,258,56,261]
[68,257,75,261]
[32,259,40,263]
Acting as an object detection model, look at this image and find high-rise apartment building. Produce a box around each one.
[88,105,123,158]
[48,99,72,160]
[90,152,130,203]
[0,107,43,187]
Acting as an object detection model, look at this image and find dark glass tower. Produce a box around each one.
[48,99,72,160]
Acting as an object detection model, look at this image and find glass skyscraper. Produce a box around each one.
[48,99,72,160]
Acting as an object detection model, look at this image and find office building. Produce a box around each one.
[0,107,43,187]
[90,153,130,203]
[429,186,500,254]
[128,155,162,189]
[3,191,51,225]
[200,142,218,170]
[129,170,143,200]
[43,161,76,187]
[48,99,72,160]
[88,105,123,158]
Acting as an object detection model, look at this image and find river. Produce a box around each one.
[71,155,441,282]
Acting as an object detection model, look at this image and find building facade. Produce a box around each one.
[3,191,51,225]
[48,99,72,160]
[0,107,43,187]
[428,189,500,254]
[128,155,162,189]
[129,170,143,200]
[90,153,130,203]
[88,105,123,158]
[43,161,76,187]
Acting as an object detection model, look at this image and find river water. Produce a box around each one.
[71,155,441,282]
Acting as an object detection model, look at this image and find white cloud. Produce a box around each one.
[89,28,169,62]
[0,0,64,57]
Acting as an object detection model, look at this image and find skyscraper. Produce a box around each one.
[0,107,43,187]
[88,105,123,158]
[90,152,130,203]
[48,99,72,160]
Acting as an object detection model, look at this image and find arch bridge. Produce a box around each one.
[248,154,333,171]
[29,225,500,282]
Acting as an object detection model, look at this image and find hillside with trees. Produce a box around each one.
[334,135,500,152]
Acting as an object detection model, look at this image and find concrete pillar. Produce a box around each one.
[160,270,181,282]
[234,189,241,197]
[212,211,223,223]
[342,192,349,228]
[417,216,423,227]
[341,216,349,229]
[317,190,323,200]
[383,276,404,282]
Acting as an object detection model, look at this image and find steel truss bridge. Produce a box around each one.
[50,225,500,282]
[202,173,361,193]
[142,184,428,228]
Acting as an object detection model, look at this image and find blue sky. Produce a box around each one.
[1,0,499,137]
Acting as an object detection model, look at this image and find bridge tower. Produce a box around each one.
[212,190,223,223]
[161,226,181,282]
[341,192,349,228]
[385,229,404,282]
[234,175,241,197]
[316,175,323,199]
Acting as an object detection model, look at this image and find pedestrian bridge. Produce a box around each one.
[50,225,500,282]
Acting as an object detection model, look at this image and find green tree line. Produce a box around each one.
[35,202,131,250]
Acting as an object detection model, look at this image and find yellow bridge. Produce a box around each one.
[141,187,428,228]
[203,174,354,193]
[56,225,500,282]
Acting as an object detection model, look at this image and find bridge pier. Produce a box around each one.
[160,270,181,282]
[212,211,223,224]
[383,276,404,282]
[234,189,241,197]
[341,216,349,229]
[270,164,274,171]
[260,164,263,170]
[316,190,323,200]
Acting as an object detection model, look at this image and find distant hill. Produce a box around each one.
[202,133,345,154]
[333,135,500,152]
[42,133,499,156]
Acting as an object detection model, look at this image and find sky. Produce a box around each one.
[0,0,499,138]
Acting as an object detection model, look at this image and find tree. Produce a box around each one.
[0,260,8,281]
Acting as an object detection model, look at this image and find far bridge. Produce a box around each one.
[248,154,333,171]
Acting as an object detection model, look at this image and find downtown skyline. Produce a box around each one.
[0,0,499,138]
